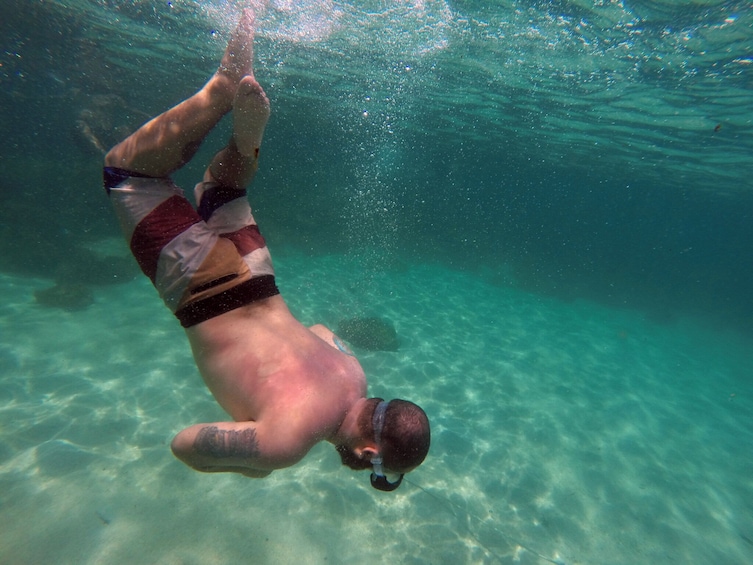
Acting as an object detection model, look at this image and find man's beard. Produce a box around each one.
[335,445,371,470]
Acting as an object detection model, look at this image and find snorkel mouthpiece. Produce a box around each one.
[369,400,404,492]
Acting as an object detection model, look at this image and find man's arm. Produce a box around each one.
[170,421,303,478]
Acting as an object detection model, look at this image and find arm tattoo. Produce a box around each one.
[194,426,260,460]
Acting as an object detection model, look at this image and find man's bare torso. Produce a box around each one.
[185,295,367,443]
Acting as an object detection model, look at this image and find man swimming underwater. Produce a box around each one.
[102,9,430,491]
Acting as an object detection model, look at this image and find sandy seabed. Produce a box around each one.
[1,249,751,565]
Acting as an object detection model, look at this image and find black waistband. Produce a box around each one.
[175,275,280,328]
[103,166,159,193]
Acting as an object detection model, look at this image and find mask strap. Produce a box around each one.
[370,400,389,474]
[372,400,389,447]
[370,400,404,491]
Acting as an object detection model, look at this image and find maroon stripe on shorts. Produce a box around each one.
[130,195,202,282]
[221,224,267,257]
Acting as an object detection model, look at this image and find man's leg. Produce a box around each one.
[105,9,259,177]
[103,9,278,327]
[201,75,270,190]
[191,75,274,312]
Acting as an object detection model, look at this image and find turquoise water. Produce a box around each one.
[1,1,752,564]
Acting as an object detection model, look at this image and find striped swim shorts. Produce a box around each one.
[104,167,279,327]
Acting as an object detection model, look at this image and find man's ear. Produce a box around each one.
[354,445,379,461]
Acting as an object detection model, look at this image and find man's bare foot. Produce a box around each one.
[210,9,257,104]
[233,75,270,157]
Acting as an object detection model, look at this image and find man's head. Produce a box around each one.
[336,397,430,491]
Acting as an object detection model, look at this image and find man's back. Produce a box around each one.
[183,295,367,465]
